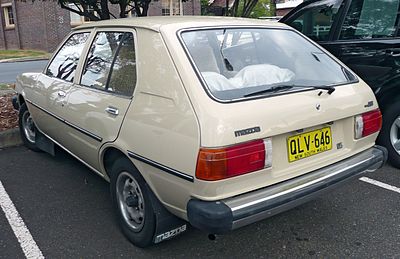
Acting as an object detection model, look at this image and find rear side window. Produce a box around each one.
[81,31,137,96]
[340,0,400,40]
[286,1,343,41]
[46,32,90,82]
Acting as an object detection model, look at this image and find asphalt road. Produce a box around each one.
[0,60,48,83]
[0,146,399,258]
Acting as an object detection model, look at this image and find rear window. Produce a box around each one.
[180,28,356,101]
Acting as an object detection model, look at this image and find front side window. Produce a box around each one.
[181,28,355,101]
[46,32,90,82]
[340,0,400,40]
[81,31,136,96]
[287,0,343,41]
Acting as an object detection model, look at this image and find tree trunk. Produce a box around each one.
[270,0,276,16]
[100,0,111,19]
[119,1,128,18]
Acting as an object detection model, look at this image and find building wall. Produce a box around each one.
[0,0,200,52]
[44,2,71,52]
[16,1,71,51]
[0,25,4,49]
[3,27,17,48]
[276,0,303,17]
[148,2,160,16]
[276,8,293,16]
[183,0,201,15]
[148,0,200,16]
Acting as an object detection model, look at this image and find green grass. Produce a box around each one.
[0,83,15,90]
[0,49,49,60]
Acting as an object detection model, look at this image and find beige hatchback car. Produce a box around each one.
[13,17,387,247]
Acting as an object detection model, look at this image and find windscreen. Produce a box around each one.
[181,28,355,101]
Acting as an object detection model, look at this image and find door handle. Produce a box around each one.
[105,106,119,116]
[385,48,400,57]
[58,91,66,98]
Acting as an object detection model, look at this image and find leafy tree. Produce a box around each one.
[200,0,210,15]
[231,0,276,18]
[230,0,259,17]
[57,0,152,20]
[269,0,276,16]
[248,0,268,18]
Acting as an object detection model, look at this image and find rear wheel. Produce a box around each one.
[110,158,157,247]
[18,103,40,151]
[378,103,400,168]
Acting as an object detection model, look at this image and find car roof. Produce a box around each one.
[73,16,288,32]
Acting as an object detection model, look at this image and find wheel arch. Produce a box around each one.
[100,145,187,221]
[101,146,129,180]
[376,85,400,113]
[18,94,26,106]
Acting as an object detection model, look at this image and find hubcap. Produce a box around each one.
[390,116,400,154]
[116,172,145,232]
[21,110,36,144]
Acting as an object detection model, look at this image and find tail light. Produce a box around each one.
[355,109,382,139]
[196,138,272,181]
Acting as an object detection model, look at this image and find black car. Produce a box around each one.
[280,0,400,168]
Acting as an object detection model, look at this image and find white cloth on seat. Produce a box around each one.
[202,64,295,92]
[202,72,237,91]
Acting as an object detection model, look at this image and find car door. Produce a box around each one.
[61,29,137,171]
[325,0,400,93]
[282,0,400,93]
[28,31,91,144]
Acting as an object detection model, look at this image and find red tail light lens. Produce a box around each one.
[355,109,382,139]
[196,139,269,181]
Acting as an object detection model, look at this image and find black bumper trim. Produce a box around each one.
[187,200,233,234]
[187,146,387,233]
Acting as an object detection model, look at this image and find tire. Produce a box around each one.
[110,158,157,247]
[378,103,400,168]
[18,103,40,152]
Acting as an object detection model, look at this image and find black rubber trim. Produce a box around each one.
[187,199,233,234]
[26,99,103,142]
[127,150,194,182]
[12,96,19,110]
[374,145,388,168]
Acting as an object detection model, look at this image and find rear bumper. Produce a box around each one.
[187,145,387,234]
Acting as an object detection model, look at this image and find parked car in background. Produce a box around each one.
[258,16,283,21]
[13,17,387,247]
[280,0,400,168]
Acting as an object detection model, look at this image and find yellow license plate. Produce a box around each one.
[287,127,332,162]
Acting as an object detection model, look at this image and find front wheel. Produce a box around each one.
[110,158,157,247]
[378,103,400,168]
[18,103,40,151]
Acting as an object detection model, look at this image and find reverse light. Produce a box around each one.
[355,109,382,139]
[196,138,272,181]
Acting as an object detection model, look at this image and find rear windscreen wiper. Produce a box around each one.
[307,85,336,95]
[243,84,335,98]
[244,85,294,97]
